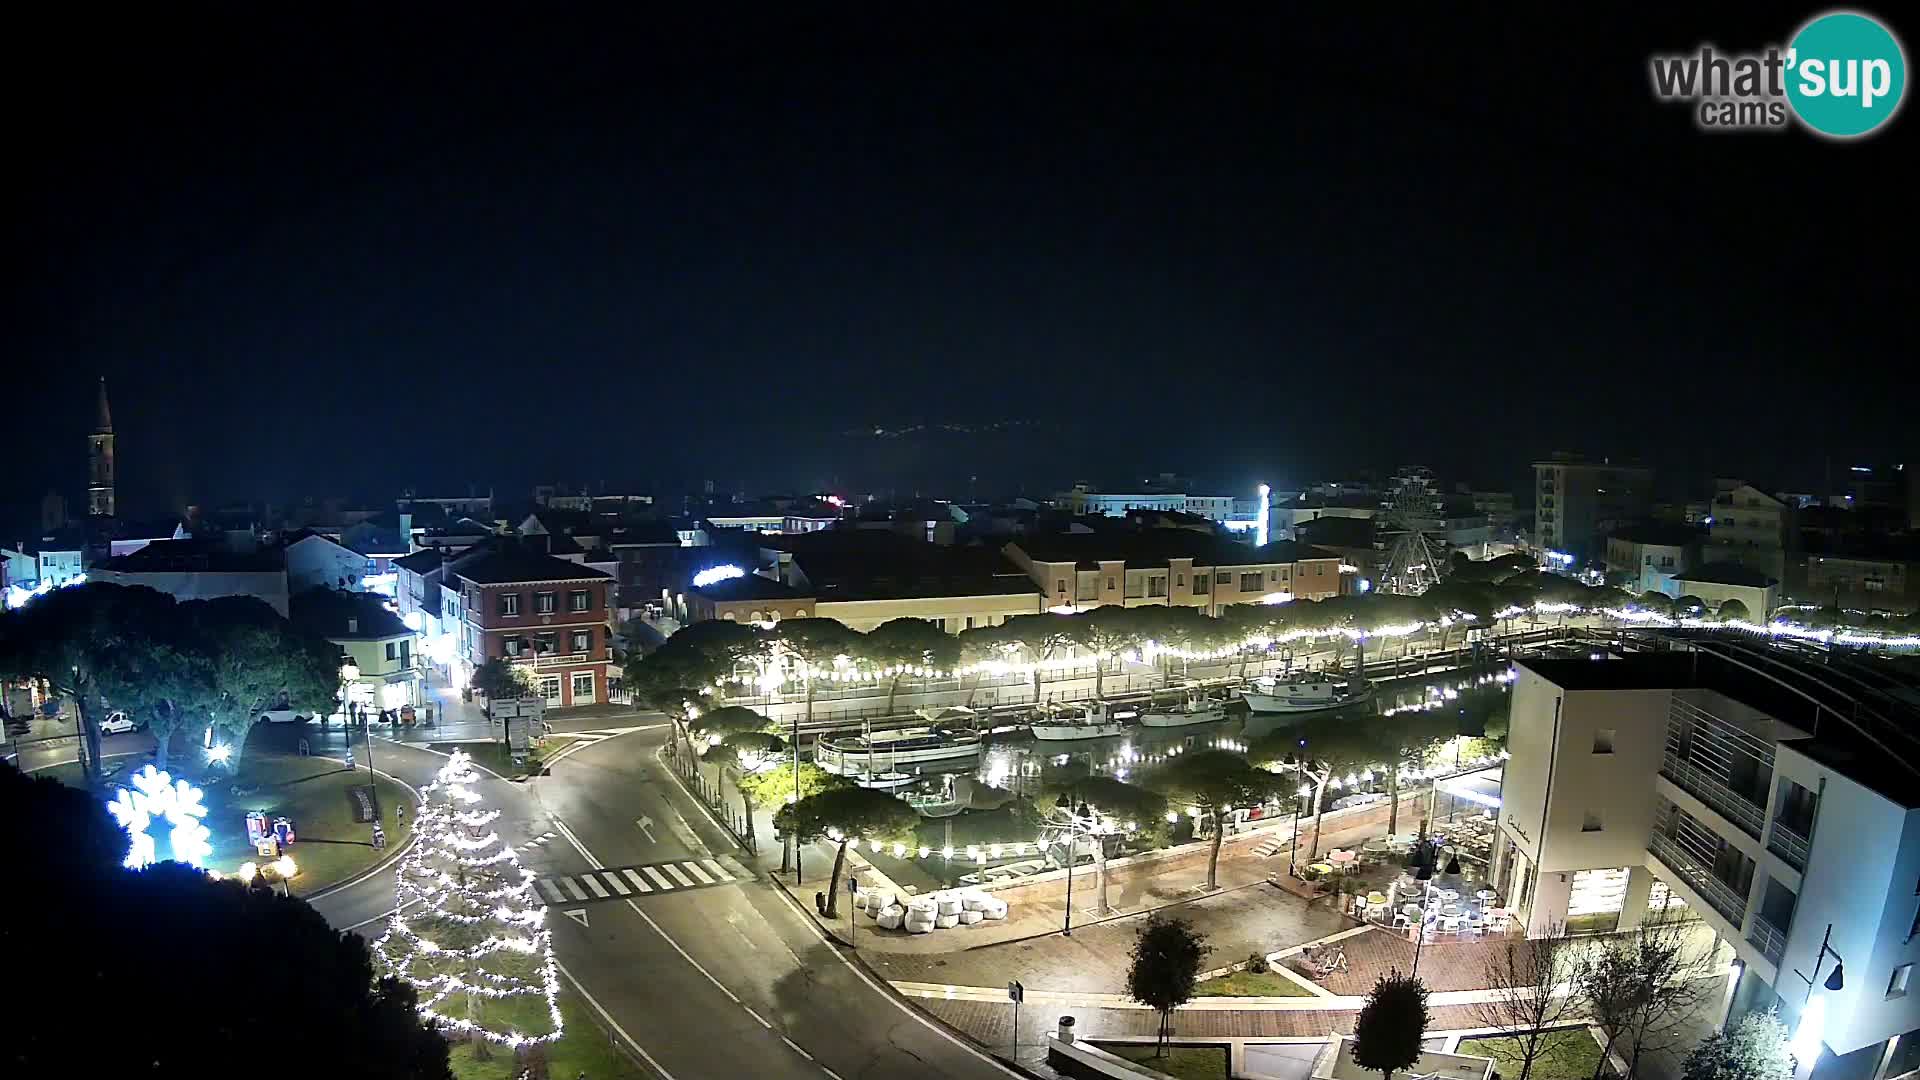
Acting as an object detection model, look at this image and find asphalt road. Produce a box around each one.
[290,719,1017,1080]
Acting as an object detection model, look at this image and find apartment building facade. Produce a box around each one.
[1004,535,1348,615]
[1708,482,1796,584]
[453,544,613,707]
[1496,647,1920,1078]
[1533,454,1653,560]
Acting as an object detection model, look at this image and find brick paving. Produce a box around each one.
[1314,925,1510,995]
[917,997,1489,1055]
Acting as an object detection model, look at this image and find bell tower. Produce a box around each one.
[88,376,115,517]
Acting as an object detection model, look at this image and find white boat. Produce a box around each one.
[815,726,983,774]
[1240,672,1373,714]
[1029,700,1134,741]
[851,771,921,791]
[1141,689,1231,728]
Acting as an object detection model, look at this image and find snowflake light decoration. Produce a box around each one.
[104,765,212,870]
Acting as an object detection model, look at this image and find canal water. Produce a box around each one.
[851,661,1516,892]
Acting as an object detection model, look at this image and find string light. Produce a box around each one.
[374,749,563,1048]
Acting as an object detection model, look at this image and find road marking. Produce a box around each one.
[604,871,631,895]
[683,861,715,885]
[820,1067,844,1080]
[743,1005,772,1029]
[643,866,674,890]
[561,876,589,901]
[637,815,657,843]
[702,858,735,882]
[781,1036,813,1060]
[564,908,590,928]
[538,880,566,903]
[663,863,695,887]
[556,962,679,1080]
[622,869,653,893]
[581,874,610,899]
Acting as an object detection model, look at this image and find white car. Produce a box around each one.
[99,711,141,735]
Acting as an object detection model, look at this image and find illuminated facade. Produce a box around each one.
[453,543,613,708]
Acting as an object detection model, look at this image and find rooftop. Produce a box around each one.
[97,539,284,573]
[290,587,411,640]
[1010,531,1340,570]
[1672,562,1776,588]
[1608,522,1706,548]
[454,542,611,585]
[692,573,809,603]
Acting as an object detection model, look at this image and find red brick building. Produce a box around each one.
[454,542,614,707]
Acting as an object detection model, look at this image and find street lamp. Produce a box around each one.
[1410,855,1437,979]
[341,661,373,780]
[1791,923,1846,1068]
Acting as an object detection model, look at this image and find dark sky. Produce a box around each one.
[5,4,1912,520]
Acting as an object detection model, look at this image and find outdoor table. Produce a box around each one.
[1440,888,1460,901]
[1366,892,1388,906]
[1401,903,1423,919]
[1330,850,1356,865]
[1443,903,1463,917]
[1308,863,1334,877]
[1476,889,1498,903]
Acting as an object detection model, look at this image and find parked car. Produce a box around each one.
[257,709,312,724]
[99,711,142,735]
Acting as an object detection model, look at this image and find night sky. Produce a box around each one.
[5,5,1911,520]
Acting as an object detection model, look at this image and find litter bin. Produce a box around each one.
[1056,1016,1075,1044]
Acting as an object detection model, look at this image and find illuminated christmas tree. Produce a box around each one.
[374,749,561,1057]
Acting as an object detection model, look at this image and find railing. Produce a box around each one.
[1648,831,1749,925]
[1767,820,1811,871]
[1747,912,1789,966]
[1661,754,1767,840]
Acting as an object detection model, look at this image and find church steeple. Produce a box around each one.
[88,377,115,517]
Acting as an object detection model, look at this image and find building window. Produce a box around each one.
[536,631,556,655]
[1194,574,1209,594]
[386,642,398,661]
[1056,579,1067,596]
[500,593,520,617]
[1148,576,1167,598]
[1106,577,1116,590]
[1593,729,1615,754]
[1891,965,1913,1000]
[570,589,591,612]
[1175,574,1185,587]
[1581,811,1603,833]
[572,630,591,653]
[1240,572,1262,592]
[400,640,410,667]
[536,591,557,614]
[504,636,524,658]
[571,671,595,704]
[538,675,562,704]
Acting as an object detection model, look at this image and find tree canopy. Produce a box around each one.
[1148,749,1283,887]
[1,762,451,1079]
[1351,971,1430,1080]
[1126,915,1211,1052]
[774,785,920,915]
[471,656,533,701]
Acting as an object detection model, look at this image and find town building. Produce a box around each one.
[679,571,815,625]
[770,532,1042,633]
[284,530,372,593]
[451,540,613,707]
[1604,523,1705,594]
[87,377,115,517]
[1802,540,1920,614]
[290,588,420,712]
[1271,495,1377,541]
[1707,482,1796,584]
[2,529,89,589]
[1004,532,1348,614]
[1495,645,1920,1079]
[1670,562,1780,620]
[87,538,290,616]
[1533,453,1653,560]
[1055,484,1238,522]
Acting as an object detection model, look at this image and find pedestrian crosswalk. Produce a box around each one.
[533,858,742,905]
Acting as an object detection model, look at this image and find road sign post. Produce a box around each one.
[1008,980,1024,1060]
[848,876,859,945]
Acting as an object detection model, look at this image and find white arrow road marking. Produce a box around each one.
[563,908,590,928]
[636,815,657,843]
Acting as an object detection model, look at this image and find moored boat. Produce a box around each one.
[1029,700,1134,741]
[815,726,983,774]
[1140,689,1231,728]
[1239,671,1372,714]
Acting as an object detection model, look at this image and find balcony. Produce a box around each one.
[509,650,604,669]
[1767,820,1810,871]
[1747,913,1789,967]
[1648,831,1749,925]
[1661,754,1767,840]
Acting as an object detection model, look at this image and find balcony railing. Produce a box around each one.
[1767,820,1811,871]
[509,651,605,668]
[1661,754,1766,840]
[1747,913,1789,967]
[1648,831,1749,925]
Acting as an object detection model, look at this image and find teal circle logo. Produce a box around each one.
[1786,11,1907,137]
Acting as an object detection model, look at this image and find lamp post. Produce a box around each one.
[1410,853,1437,979]
[1790,923,1845,1073]
[342,661,372,780]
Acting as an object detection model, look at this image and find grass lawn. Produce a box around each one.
[1193,968,1317,997]
[1098,1042,1230,1080]
[1458,1028,1606,1080]
[447,987,648,1080]
[433,736,582,779]
[35,730,413,895]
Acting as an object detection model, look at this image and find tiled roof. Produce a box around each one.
[455,545,611,585]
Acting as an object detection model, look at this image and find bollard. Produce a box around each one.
[1057,1016,1076,1044]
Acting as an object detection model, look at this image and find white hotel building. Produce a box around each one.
[1496,644,1920,1079]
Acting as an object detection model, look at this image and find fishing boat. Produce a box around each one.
[1029,700,1134,741]
[1239,671,1373,714]
[814,725,983,774]
[1140,688,1231,728]
[850,770,921,791]
[902,775,965,818]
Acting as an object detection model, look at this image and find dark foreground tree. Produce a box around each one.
[1466,930,1586,1080]
[1147,749,1280,889]
[1351,970,1430,1080]
[0,763,451,1080]
[1126,915,1210,1053]
[775,785,919,916]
